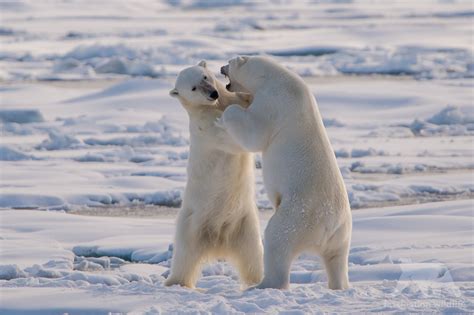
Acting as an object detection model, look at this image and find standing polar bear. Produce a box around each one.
[165,61,263,288]
[220,56,352,290]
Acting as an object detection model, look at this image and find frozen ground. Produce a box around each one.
[1,200,473,314]
[1,76,472,210]
[1,0,473,314]
[1,0,473,211]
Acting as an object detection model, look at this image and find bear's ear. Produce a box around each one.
[169,88,179,98]
[198,60,207,68]
[236,56,249,66]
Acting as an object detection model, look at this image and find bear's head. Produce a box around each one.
[170,60,219,107]
[221,56,270,94]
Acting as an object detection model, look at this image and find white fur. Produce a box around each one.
[165,62,263,288]
[220,56,352,290]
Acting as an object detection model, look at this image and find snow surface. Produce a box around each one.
[1,0,473,81]
[1,0,473,313]
[1,200,473,314]
[1,77,472,210]
[1,0,473,210]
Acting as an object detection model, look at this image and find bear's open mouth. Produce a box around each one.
[223,75,232,91]
[221,65,231,91]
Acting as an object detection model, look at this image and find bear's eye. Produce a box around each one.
[192,86,196,91]
[204,76,207,80]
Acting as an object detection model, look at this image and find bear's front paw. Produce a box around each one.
[221,104,243,126]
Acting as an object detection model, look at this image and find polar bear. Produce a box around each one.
[219,56,352,290]
[165,61,263,288]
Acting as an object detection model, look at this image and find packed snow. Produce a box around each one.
[1,200,473,313]
[1,77,472,210]
[1,0,473,313]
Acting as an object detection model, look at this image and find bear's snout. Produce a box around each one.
[221,65,229,76]
[210,90,219,100]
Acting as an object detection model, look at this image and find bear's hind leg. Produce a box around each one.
[231,213,264,286]
[165,243,202,288]
[165,220,206,288]
[254,209,299,289]
[322,239,350,290]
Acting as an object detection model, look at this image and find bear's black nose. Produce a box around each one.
[221,65,229,76]
[210,90,219,100]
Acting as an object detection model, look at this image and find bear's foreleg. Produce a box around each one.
[221,104,269,152]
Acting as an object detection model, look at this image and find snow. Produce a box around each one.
[35,131,82,151]
[427,106,474,126]
[350,148,386,158]
[0,145,35,161]
[0,200,473,313]
[0,109,44,124]
[0,265,27,281]
[1,0,473,313]
[1,1,473,81]
[1,78,471,210]
[0,194,66,209]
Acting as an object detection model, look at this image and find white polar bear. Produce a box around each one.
[165,61,263,288]
[220,56,352,290]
